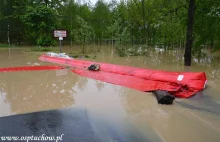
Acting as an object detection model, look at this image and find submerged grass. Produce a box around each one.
[24,47,59,52]
[0,44,18,48]
[115,45,149,57]
[0,44,9,47]
[68,53,91,58]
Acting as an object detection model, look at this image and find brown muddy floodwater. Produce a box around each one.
[0,46,220,142]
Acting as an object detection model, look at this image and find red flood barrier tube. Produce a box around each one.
[72,68,198,98]
[0,65,65,72]
[39,54,207,98]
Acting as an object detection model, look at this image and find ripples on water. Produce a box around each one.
[0,46,220,142]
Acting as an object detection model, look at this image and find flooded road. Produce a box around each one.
[0,46,220,142]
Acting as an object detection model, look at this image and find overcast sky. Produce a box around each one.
[89,0,115,5]
[90,0,98,4]
[90,0,105,4]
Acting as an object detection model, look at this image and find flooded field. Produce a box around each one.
[0,46,220,142]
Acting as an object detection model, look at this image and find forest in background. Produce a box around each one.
[0,0,220,56]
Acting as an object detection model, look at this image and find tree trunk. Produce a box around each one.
[7,23,10,47]
[184,0,196,66]
[142,0,146,44]
[210,37,214,49]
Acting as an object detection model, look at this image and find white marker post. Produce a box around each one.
[54,30,66,53]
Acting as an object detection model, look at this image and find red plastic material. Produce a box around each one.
[39,54,207,98]
[0,65,65,72]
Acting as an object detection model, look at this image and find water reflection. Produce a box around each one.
[120,88,220,142]
[0,89,11,116]
[120,88,168,142]
[0,69,76,117]
[95,80,105,92]
[76,76,88,91]
[0,46,220,142]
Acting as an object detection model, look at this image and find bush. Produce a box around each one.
[37,35,57,47]
[115,46,127,57]
[115,45,148,57]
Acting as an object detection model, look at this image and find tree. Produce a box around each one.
[72,16,94,53]
[92,0,111,44]
[193,0,220,54]
[0,0,13,44]
[21,5,58,46]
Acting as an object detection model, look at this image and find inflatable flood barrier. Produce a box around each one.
[0,65,65,72]
[39,54,207,98]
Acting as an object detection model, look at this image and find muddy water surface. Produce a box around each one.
[0,47,220,142]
